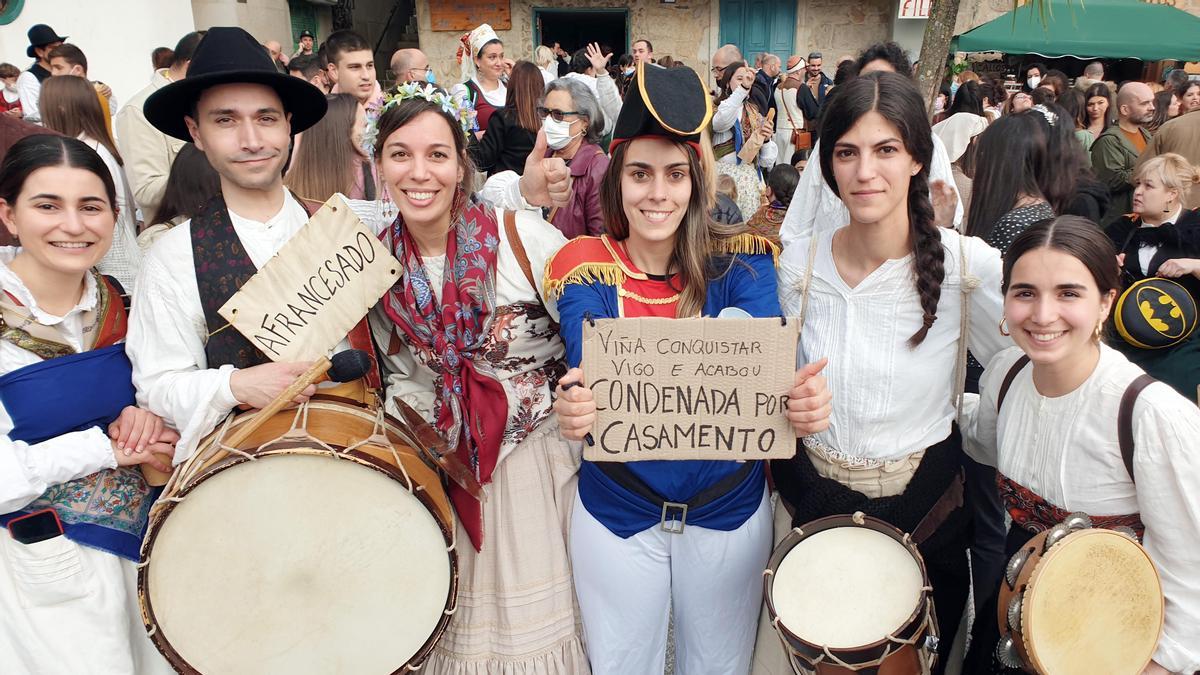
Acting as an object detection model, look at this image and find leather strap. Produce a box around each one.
[911,470,964,545]
[996,354,1031,412]
[593,460,756,511]
[998,353,1154,484]
[1118,374,1155,484]
[503,209,542,303]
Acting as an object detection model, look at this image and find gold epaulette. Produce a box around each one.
[714,233,780,265]
[543,236,626,300]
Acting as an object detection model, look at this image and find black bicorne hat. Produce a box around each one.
[27,24,68,58]
[144,27,328,142]
[610,62,713,152]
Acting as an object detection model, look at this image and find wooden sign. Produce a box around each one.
[430,0,511,32]
[581,317,800,462]
[218,195,401,362]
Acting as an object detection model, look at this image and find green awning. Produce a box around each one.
[953,0,1200,62]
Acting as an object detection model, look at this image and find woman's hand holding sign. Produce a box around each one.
[555,367,596,442]
[787,358,831,436]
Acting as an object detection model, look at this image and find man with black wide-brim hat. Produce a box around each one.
[127,27,379,462]
[15,23,67,123]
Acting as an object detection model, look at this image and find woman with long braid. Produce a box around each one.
[771,72,1010,673]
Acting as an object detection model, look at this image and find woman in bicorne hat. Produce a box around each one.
[549,62,830,674]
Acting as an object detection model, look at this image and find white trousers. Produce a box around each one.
[571,489,773,675]
[0,530,173,675]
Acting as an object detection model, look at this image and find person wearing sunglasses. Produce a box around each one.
[388,48,434,85]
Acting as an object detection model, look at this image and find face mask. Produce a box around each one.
[623,68,634,77]
[543,115,580,150]
[1027,75,1041,89]
[950,81,959,101]
[424,69,436,84]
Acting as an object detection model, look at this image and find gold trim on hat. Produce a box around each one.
[635,61,713,136]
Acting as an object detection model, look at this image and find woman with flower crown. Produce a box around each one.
[358,84,590,674]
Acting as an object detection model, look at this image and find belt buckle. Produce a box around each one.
[661,502,688,534]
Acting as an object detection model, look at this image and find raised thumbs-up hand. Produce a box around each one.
[787,358,832,436]
[519,129,572,209]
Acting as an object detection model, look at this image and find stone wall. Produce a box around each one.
[792,0,895,62]
[414,0,715,87]
[192,0,293,47]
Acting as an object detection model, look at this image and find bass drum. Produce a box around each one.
[138,395,458,674]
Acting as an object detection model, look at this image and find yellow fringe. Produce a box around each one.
[543,262,627,300]
[715,233,781,265]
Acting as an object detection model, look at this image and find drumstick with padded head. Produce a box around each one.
[221,349,374,450]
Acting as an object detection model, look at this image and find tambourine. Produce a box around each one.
[1114,277,1197,349]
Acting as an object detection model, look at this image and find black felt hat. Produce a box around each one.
[144,27,328,142]
[610,62,713,152]
[26,25,68,58]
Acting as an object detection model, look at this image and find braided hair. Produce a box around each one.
[818,71,944,347]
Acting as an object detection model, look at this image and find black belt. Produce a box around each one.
[593,461,757,533]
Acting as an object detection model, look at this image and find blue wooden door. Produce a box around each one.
[719,0,796,65]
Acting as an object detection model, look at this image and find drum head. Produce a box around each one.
[144,452,453,674]
[1024,529,1163,675]
[772,526,924,649]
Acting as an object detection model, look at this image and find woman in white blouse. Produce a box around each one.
[964,216,1200,675]
[0,135,174,673]
[772,72,1008,673]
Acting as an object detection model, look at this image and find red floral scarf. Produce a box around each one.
[382,198,507,550]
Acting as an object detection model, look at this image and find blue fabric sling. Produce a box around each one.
[0,345,156,561]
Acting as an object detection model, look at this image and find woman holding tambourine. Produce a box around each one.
[1104,152,1200,400]
[964,217,1200,674]
[550,62,829,675]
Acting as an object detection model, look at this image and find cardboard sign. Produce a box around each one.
[581,317,800,462]
[218,195,401,362]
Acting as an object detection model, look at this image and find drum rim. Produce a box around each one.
[763,513,933,664]
[137,445,460,674]
[1021,528,1163,675]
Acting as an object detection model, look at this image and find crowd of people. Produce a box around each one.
[0,16,1198,675]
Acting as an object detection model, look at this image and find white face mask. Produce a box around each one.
[543,115,580,150]
[1027,75,1041,89]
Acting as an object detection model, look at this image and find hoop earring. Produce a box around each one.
[999,316,1010,336]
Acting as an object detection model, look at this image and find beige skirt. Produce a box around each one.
[423,420,591,675]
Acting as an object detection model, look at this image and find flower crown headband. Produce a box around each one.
[361,82,479,157]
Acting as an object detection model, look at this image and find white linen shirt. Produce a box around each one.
[779,134,963,248]
[126,189,353,463]
[965,345,1200,674]
[777,226,1008,461]
[0,250,115,514]
[15,70,41,123]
